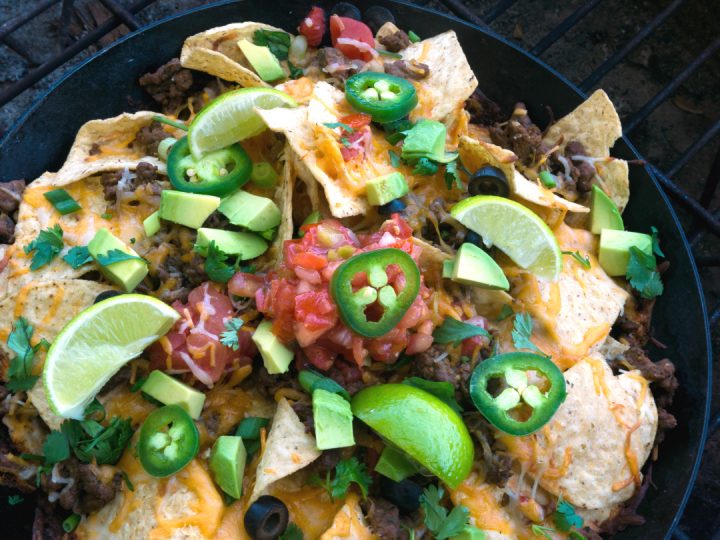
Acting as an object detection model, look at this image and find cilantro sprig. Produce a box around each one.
[95,249,145,267]
[252,29,291,60]
[220,318,244,350]
[419,485,470,540]
[311,457,372,501]
[562,250,590,269]
[432,317,491,345]
[62,246,93,269]
[197,241,235,283]
[626,246,663,299]
[511,312,547,356]
[24,224,64,270]
[6,318,49,392]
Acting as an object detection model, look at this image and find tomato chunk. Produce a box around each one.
[298,6,326,47]
[329,15,375,61]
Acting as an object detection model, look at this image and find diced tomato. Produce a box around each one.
[340,113,372,131]
[228,272,264,298]
[298,6,326,47]
[329,15,375,61]
[303,344,335,371]
[340,130,367,161]
[293,252,328,270]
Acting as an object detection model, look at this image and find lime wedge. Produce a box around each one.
[187,88,297,158]
[352,384,474,488]
[451,195,562,281]
[43,294,180,419]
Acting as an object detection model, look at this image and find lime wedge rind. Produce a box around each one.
[43,294,180,419]
[451,195,562,281]
[187,87,297,158]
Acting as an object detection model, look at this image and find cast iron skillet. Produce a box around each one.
[0,1,710,538]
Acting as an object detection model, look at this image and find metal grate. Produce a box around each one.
[0,0,717,537]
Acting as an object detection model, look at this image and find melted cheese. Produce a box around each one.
[450,475,515,536]
[320,493,377,540]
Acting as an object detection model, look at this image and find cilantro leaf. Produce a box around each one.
[651,226,665,257]
[200,241,235,283]
[419,485,469,540]
[531,524,555,539]
[252,29,291,60]
[389,149,401,168]
[432,317,490,345]
[497,305,514,321]
[7,495,23,506]
[562,250,591,269]
[323,122,353,133]
[403,377,462,413]
[511,312,545,355]
[61,416,133,465]
[95,249,144,267]
[340,137,351,147]
[313,457,372,501]
[43,430,70,465]
[220,318,244,350]
[24,224,64,270]
[444,160,462,190]
[288,61,303,79]
[6,317,47,392]
[63,246,93,269]
[626,247,663,299]
[413,157,439,176]
[553,497,584,532]
[279,523,303,540]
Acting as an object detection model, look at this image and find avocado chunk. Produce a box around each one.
[143,210,161,237]
[209,435,247,499]
[237,39,285,82]
[252,320,294,375]
[159,191,220,229]
[442,259,454,278]
[196,228,268,260]
[366,172,409,206]
[88,228,148,292]
[451,526,487,540]
[451,243,509,290]
[141,370,206,419]
[599,229,652,276]
[218,190,281,231]
[591,185,624,234]
[312,389,355,450]
[401,120,456,163]
[375,446,418,482]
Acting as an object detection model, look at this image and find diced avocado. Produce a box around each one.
[252,320,294,375]
[375,446,418,482]
[312,389,355,450]
[591,185,624,234]
[218,190,281,231]
[141,370,206,419]
[159,191,220,229]
[451,243,509,290]
[196,228,268,260]
[366,172,409,206]
[599,229,652,276]
[88,228,148,292]
[143,210,161,237]
[209,435,247,499]
[451,526,487,540]
[442,259,454,278]
[237,39,285,82]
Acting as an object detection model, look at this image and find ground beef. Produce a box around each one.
[32,497,73,540]
[101,163,162,205]
[615,297,654,347]
[100,171,122,202]
[465,412,514,487]
[378,29,410,52]
[135,161,159,183]
[325,361,365,396]
[596,467,653,535]
[0,212,16,243]
[44,459,121,515]
[315,448,342,474]
[318,47,359,81]
[384,59,429,80]
[291,401,314,434]
[133,121,168,157]
[0,179,25,213]
[465,89,504,125]
[408,344,486,405]
[138,58,194,114]
[489,102,547,166]
[155,251,208,303]
[0,453,36,493]
[564,140,596,193]
[364,497,407,540]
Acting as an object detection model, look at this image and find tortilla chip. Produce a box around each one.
[400,31,478,122]
[458,136,589,214]
[267,146,295,266]
[181,22,289,87]
[512,355,657,510]
[258,82,369,218]
[542,90,629,211]
[321,493,378,539]
[0,279,113,429]
[56,112,174,184]
[250,397,321,502]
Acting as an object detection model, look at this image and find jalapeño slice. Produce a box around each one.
[137,404,200,477]
[469,352,566,436]
[345,72,418,124]
[330,248,420,338]
[167,136,252,197]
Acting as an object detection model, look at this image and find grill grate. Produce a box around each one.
[0,0,717,537]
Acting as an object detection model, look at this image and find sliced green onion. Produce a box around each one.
[152,115,188,132]
[408,30,421,43]
[538,170,557,188]
[157,137,177,161]
[63,514,81,533]
[44,189,81,215]
[378,49,402,59]
[290,35,308,61]
[250,162,278,188]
